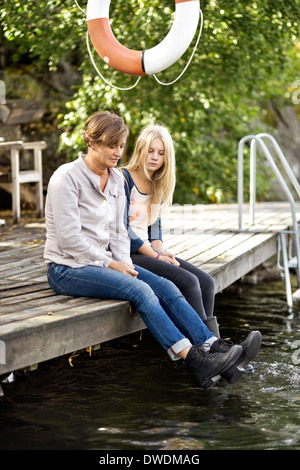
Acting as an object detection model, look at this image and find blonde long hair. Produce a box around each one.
[124,124,176,224]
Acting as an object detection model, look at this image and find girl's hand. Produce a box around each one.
[108,260,139,277]
[158,254,180,266]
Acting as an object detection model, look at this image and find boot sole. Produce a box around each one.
[201,344,243,390]
[222,331,262,384]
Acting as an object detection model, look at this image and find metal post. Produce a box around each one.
[278,232,293,309]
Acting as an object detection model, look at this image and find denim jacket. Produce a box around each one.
[44,155,132,268]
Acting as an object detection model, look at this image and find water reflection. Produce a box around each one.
[0,277,299,450]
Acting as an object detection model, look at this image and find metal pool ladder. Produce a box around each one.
[237,133,300,309]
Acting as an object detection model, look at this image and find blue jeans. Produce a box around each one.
[47,263,214,360]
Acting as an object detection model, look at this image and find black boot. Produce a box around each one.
[204,317,254,372]
[204,316,253,372]
[185,344,242,390]
[210,330,262,384]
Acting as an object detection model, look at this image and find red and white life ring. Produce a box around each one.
[87,0,200,76]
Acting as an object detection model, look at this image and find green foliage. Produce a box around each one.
[1,0,300,203]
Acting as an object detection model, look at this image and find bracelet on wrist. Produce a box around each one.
[156,253,160,259]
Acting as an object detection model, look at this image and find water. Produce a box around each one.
[0,277,300,451]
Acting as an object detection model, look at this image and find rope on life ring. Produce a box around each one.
[86,0,201,76]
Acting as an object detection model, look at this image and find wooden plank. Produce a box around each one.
[195,232,279,292]
[162,202,295,256]
[0,283,50,299]
[0,246,44,266]
[4,265,46,281]
[0,300,145,374]
[1,289,57,305]
[0,295,103,323]
[170,211,296,265]
[0,141,23,151]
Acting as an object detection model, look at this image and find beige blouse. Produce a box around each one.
[44,155,132,268]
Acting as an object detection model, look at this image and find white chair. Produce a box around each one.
[0,140,47,223]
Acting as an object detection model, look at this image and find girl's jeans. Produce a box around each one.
[47,263,214,361]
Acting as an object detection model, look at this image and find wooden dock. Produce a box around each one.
[1,201,300,377]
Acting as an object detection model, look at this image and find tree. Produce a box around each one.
[1,0,299,203]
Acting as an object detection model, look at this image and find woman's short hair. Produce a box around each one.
[84,111,129,147]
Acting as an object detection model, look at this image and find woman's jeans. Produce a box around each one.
[131,254,215,322]
[47,263,214,361]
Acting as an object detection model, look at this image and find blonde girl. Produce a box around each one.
[122,124,261,378]
[122,124,219,334]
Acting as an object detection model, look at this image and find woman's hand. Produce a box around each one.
[108,260,139,277]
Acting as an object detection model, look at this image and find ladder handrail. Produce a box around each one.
[238,133,300,288]
[238,134,299,227]
[255,133,300,199]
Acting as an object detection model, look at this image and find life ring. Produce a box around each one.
[87,0,200,76]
